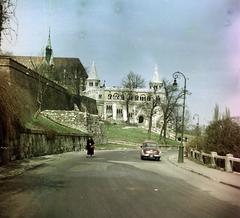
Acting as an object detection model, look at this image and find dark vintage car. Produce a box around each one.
[140,141,161,161]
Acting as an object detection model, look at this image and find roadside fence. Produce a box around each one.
[189,148,240,173]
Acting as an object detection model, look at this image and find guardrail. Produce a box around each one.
[189,149,240,173]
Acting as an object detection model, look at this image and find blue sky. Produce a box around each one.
[3,0,240,124]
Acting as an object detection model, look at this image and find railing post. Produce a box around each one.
[200,151,204,163]
[190,148,193,158]
[193,149,196,159]
[210,152,217,168]
[225,154,233,172]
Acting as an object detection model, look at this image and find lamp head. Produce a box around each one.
[173,78,178,88]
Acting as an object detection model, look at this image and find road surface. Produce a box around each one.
[0,150,240,218]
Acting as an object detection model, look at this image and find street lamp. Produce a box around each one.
[172,71,187,163]
[193,113,200,149]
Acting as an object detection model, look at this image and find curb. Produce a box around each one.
[0,163,45,180]
[167,155,240,190]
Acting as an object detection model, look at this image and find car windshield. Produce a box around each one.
[143,143,158,148]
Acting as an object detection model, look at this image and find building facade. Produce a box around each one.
[84,63,164,128]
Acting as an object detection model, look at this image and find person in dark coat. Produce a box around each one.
[86,136,95,157]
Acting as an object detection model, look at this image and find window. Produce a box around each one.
[128,112,133,118]
[89,82,93,87]
[95,82,99,87]
[113,93,119,100]
[147,96,151,101]
[117,108,123,117]
[108,94,112,100]
[135,95,139,101]
[99,94,102,99]
[106,105,112,113]
[128,95,133,100]
[140,95,146,101]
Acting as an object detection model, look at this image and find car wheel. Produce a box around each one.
[141,156,144,160]
[156,157,160,161]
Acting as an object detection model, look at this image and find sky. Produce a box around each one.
[3,0,240,125]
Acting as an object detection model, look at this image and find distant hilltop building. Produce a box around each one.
[84,63,165,128]
[12,30,87,95]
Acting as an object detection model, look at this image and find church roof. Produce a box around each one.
[12,56,88,77]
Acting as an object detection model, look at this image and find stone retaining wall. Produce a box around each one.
[19,131,88,159]
[41,110,106,144]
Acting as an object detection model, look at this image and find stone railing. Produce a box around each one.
[189,148,240,173]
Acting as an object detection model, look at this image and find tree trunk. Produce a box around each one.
[126,99,130,124]
[148,109,154,139]
[163,122,167,139]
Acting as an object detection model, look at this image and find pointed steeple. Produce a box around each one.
[152,64,160,83]
[47,28,52,49]
[88,61,99,80]
[45,28,53,65]
[149,64,162,90]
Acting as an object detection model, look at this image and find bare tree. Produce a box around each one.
[122,72,145,123]
[141,87,161,138]
[159,80,185,140]
[29,57,49,118]
[172,104,181,140]
[0,0,18,50]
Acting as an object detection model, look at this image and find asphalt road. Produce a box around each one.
[0,150,240,218]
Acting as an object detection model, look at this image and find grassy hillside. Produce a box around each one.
[103,122,179,147]
[25,115,85,135]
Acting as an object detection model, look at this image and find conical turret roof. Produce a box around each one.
[88,61,99,80]
[151,64,161,83]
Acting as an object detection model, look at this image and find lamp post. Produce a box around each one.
[193,113,200,150]
[172,71,187,163]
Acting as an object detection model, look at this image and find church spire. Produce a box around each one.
[47,28,52,49]
[152,64,160,83]
[88,61,99,80]
[45,28,53,65]
[149,64,162,90]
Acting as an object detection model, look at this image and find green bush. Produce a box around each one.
[189,118,240,157]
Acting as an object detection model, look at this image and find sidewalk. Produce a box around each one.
[0,155,61,180]
[168,154,240,190]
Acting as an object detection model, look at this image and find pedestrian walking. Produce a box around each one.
[86,136,95,158]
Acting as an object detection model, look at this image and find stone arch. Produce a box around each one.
[138,115,144,124]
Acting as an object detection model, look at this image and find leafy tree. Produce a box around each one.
[203,118,240,157]
[213,104,220,122]
[121,72,145,123]
[222,107,231,120]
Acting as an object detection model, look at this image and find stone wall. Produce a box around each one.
[19,131,88,159]
[0,130,88,163]
[0,57,73,111]
[0,56,98,113]
[41,109,105,144]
